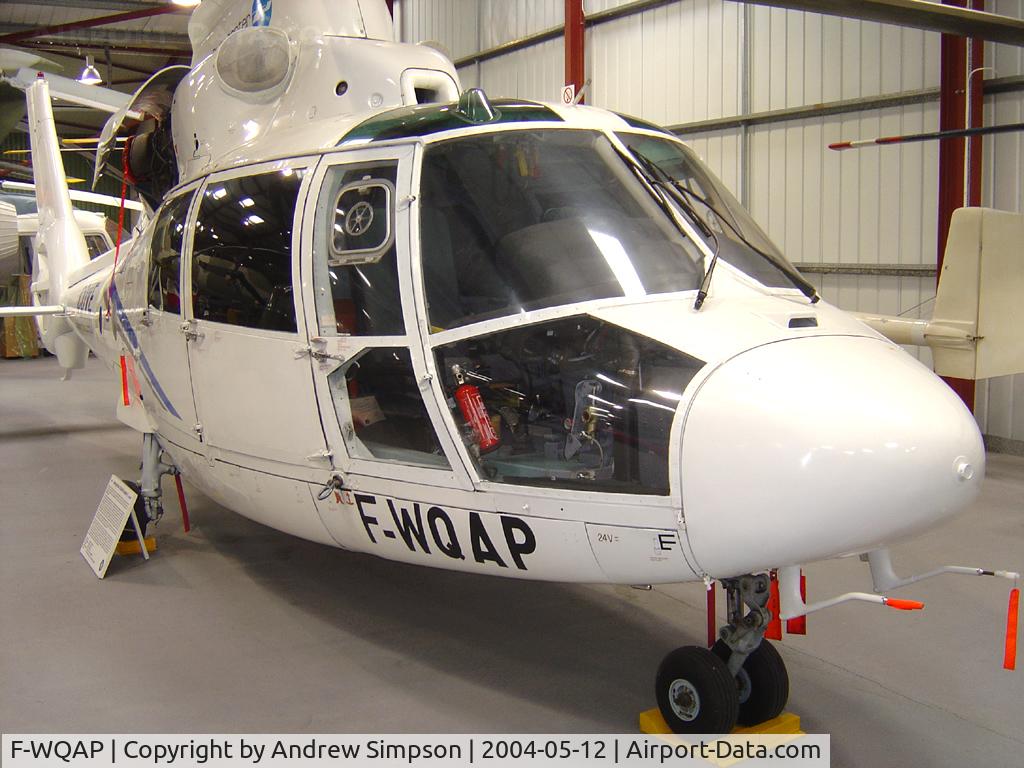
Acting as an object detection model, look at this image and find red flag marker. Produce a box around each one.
[706,581,716,648]
[766,573,783,641]
[885,598,925,611]
[1004,588,1019,671]
[119,355,130,406]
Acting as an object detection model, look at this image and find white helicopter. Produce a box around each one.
[2,0,1021,735]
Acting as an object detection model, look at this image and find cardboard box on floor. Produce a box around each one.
[1,275,41,359]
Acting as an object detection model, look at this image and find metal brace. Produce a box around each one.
[719,574,772,676]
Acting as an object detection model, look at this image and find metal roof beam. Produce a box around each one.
[732,0,1024,46]
[0,4,184,46]
[2,1,171,11]
[21,40,189,59]
[0,23,190,49]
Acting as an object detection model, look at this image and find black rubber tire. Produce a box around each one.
[656,646,739,734]
[712,639,789,726]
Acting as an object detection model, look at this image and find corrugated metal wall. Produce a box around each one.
[397,0,1024,447]
[977,0,1024,445]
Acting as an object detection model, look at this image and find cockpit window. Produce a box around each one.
[617,132,801,290]
[435,316,704,494]
[419,129,704,331]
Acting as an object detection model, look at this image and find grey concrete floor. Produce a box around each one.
[1,356,1022,767]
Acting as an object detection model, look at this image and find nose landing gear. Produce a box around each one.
[655,574,790,733]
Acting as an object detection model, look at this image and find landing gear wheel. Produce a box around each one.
[656,646,739,734]
[712,639,789,726]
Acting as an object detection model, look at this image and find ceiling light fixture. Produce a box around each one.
[78,55,102,85]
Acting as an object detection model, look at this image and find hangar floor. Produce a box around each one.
[1,357,1021,767]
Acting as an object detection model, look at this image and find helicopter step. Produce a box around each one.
[655,574,790,734]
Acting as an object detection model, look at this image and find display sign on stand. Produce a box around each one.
[80,475,148,578]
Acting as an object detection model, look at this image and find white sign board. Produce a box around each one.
[561,84,576,105]
[80,475,138,579]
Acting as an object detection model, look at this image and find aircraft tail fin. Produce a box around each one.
[24,73,92,372]
[856,208,1024,380]
[931,208,1024,380]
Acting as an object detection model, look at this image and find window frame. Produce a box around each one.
[298,143,475,490]
[147,187,197,316]
[188,157,316,336]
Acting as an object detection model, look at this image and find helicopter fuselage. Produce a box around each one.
[57,103,984,586]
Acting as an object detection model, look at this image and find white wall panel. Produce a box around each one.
[748,9,938,112]
[976,86,1024,443]
[479,0,563,49]
[399,0,479,60]
[476,38,565,104]
[589,0,740,125]
[976,1,1022,441]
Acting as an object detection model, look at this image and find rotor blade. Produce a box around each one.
[829,122,1024,150]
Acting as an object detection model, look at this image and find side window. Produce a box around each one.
[192,169,304,332]
[313,162,404,336]
[434,316,704,494]
[85,234,111,259]
[328,348,449,468]
[147,193,193,314]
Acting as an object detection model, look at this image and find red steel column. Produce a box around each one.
[565,0,585,103]
[936,0,984,410]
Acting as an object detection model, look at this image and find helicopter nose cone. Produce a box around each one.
[679,335,984,577]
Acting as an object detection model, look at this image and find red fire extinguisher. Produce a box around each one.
[452,365,500,453]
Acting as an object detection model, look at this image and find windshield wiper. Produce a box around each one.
[612,145,720,309]
[671,183,819,305]
[629,149,819,306]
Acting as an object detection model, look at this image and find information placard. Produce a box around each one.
[80,475,138,578]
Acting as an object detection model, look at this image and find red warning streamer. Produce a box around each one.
[174,473,190,534]
[706,581,716,648]
[119,355,130,406]
[766,573,783,641]
[1005,588,1019,671]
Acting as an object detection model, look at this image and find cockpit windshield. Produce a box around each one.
[616,132,805,292]
[419,129,704,331]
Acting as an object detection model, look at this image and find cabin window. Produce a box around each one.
[191,169,303,332]
[418,129,704,332]
[85,235,110,260]
[147,192,193,315]
[313,162,404,336]
[328,348,449,468]
[434,316,704,494]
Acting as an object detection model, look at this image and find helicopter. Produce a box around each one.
[1,0,1020,735]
